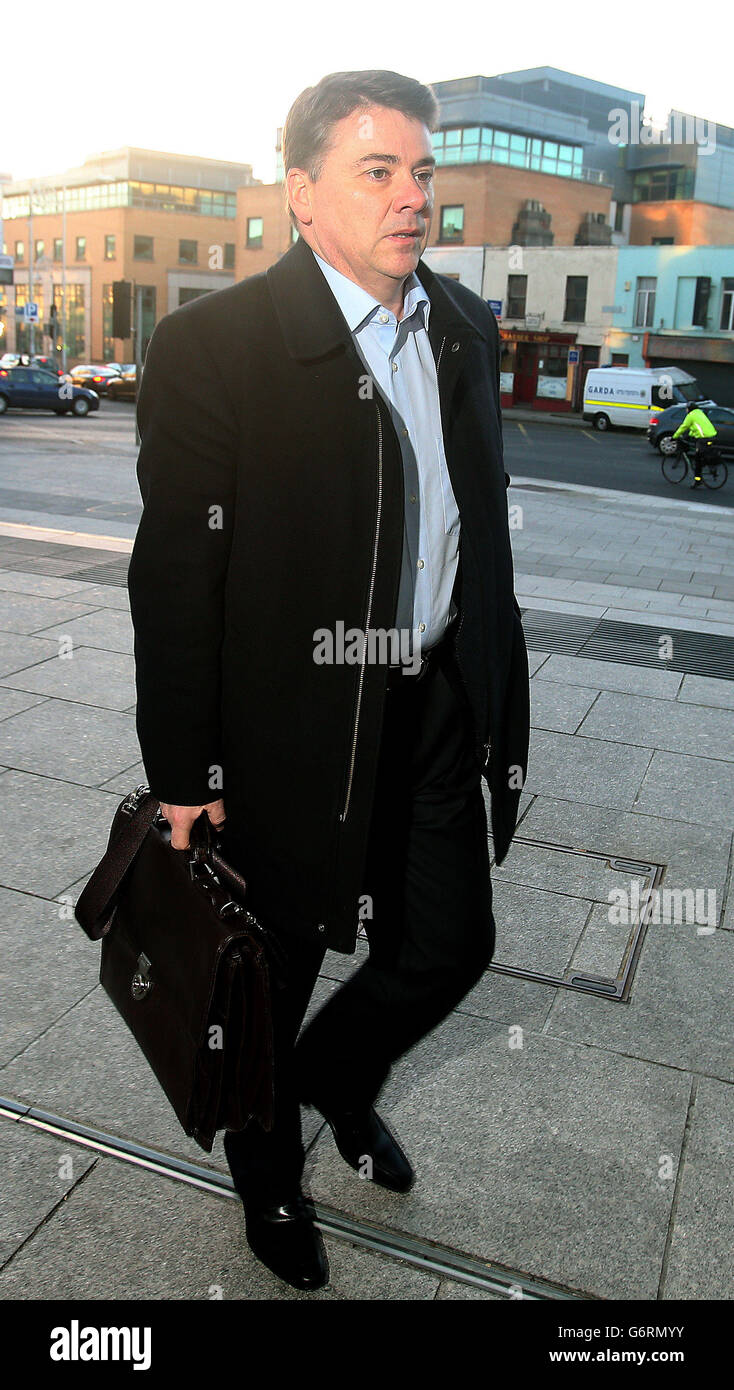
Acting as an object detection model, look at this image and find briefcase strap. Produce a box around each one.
[75,792,160,941]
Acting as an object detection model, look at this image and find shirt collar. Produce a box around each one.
[311,248,430,334]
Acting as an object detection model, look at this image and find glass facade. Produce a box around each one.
[3,182,237,219]
[632,168,695,202]
[432,126,585,180]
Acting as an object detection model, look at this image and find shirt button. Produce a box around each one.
[401,427,408,437]
[409,493,417,503]
[378,313,389,324]
[418,622,426,633]
[417,558,425,570]
[392,362,398,372]
[317,922,326,933]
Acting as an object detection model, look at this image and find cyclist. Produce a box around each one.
[672,404,718,488]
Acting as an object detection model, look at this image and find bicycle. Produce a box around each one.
[660,435,728,490]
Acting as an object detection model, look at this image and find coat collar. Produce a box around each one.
[266,233,488,363]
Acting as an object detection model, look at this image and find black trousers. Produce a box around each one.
[222,638,495,1201]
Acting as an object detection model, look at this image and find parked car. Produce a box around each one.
[0,366,99,417]
[32,354,64,379]
[583,366,705,431]
[648,403,734,455]
[0,352,63,378]
[106,366,137,402]
[69,364,121,395]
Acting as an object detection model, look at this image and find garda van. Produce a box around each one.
[583,366,703,431]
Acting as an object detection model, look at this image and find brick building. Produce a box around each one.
[1,148,259,364]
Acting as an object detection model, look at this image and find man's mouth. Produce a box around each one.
[386,229,421,241]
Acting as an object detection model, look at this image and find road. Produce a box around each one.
[0,402,731,540]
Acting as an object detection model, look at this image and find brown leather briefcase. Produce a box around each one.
[75,785,283,1153]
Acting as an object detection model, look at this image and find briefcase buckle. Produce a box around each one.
[131,951,153,1000]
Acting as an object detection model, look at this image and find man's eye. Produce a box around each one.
[367,168,390,180]
[416,170,434,182]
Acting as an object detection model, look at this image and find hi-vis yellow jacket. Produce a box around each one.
[673,407,717,440]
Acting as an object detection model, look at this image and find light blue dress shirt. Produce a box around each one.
[311,248,460,654]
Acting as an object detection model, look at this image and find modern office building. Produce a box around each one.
[1,148,260,363]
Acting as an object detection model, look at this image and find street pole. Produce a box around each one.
[28,180,34,356]
[61,179,67,373]
[134,281,143,445]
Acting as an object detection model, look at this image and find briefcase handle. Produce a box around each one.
[75,791,160,941]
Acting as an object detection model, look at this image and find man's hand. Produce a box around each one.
[160,799,226,850]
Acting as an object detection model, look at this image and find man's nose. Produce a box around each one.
[393,176,431,214]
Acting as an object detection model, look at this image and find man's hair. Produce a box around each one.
[282,70,440,230]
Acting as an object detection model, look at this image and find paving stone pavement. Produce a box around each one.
[0,485,732,1302]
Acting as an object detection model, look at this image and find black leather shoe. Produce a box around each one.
[241,1189,329,1291]
[302,1096,415,1193]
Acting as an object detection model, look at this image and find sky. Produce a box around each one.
[2,0,732,185]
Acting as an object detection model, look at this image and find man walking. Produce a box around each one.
[127,70,530,1292]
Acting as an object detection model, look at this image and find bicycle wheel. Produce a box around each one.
[703,459,728,490]
[662,451,688,484]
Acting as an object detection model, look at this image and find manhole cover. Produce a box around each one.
[488,837,664,1001]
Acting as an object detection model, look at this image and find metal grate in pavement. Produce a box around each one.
[520,607,734,679]
[0,1098,590,1299]
[66,558,130,587]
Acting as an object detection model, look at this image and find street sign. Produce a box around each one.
[24,302,39,322]
[568,349,580,364]
[487,298,502,319]
[601,305,623,314]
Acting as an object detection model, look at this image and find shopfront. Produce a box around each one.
[499,331,579,412]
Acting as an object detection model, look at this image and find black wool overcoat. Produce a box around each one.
[127,234,530,954]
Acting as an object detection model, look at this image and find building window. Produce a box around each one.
[614,202,625,232]
[634,277,656,327]
[179,288,212,306]
[34,239,45,262]
[692,277,711,328]
[720,278,734,331]
[53,238,63,261]
[651,237,674,245]
[104,234,116,260]
[506,275,527,318]
[439,205,464,242]
[14,241,25,263]
[76,236,86,260]
[632,167,694,202]
[246,217,263,248]
[564,276,587,323]
[224,242,235,269]
[179,239,198,265]
[134,236,154,261]
[611,353,629,365]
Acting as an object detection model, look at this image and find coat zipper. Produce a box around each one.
[436,332,490,773]
[340,404,384,822]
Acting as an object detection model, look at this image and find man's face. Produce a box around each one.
[290,104,435,302]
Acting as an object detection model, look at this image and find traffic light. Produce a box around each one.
[112,280,132,339]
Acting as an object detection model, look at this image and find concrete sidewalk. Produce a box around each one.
[0,484,732,1301]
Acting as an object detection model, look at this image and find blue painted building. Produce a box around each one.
[607,245,734,399]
